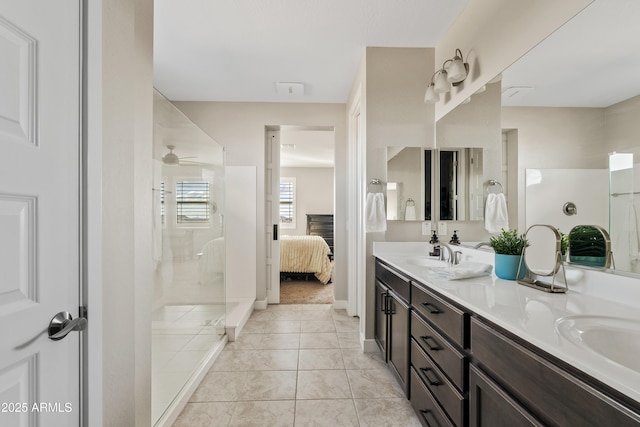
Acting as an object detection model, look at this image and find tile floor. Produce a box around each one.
[172,304,421,426]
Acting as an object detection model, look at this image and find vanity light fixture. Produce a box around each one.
[447,49,469,84]
[424,76,440,103]
[424,48,470,103]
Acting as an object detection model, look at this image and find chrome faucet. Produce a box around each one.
[473,241,492,249]
[439,242,462,265]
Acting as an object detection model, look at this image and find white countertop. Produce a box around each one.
[373,242,640,405]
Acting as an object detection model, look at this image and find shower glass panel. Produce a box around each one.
[152,90,226,425]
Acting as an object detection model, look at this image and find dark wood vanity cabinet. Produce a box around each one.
[410,281,469,427]
[470,317,640,427]
[375,261,411,396]
[374,258,640,427]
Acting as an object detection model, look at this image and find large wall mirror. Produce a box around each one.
[500,0,640,276]
[386,146,484,221]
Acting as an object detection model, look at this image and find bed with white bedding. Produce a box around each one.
[280,235,333,284]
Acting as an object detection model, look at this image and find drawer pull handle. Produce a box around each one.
[420,367,442,386]
[421,302,442,314]
[381,294,388,314]
[420,335,442,351]
[420,410,442,427]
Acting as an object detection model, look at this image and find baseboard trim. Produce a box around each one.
[254,298,268,310]
[332,299,348,310]
[361,336,378,353]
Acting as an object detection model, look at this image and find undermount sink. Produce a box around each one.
[405,257,449,268]
[555,315,640,372]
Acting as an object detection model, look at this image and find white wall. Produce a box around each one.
[226,166,257,301]
[88,0,154,425]
[502,107,606,229]
[172,102,348,301]
[364,47,436,339]
[280,167,334,236]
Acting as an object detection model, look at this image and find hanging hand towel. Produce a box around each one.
[404,205,416,221]
[365,192,387,232]
[485,193,509,233]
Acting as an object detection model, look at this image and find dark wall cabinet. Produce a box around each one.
[374,258,640,427]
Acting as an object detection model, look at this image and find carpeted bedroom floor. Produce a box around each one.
[279,278,334,304]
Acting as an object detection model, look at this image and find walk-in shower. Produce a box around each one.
[151,91,226,425]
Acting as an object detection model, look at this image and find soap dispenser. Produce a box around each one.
[429,231,440,257]
[450,230,461,245]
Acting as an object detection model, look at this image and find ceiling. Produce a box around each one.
[153,0,640,166]
[153,0,468,103]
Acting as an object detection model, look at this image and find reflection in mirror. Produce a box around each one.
[499,0,640,276]
[518,224,567,293]
[439,148,483,221]
[386,147,428,220]
[386,146,483,221]
[567,225,614,270]
[608,152,640,273]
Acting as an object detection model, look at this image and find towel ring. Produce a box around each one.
[405,198,415,207]
[486,179,504,194]
[368,179,383,193]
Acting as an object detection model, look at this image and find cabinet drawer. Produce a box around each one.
[412,312,466,391]
[376,261,410,302]
[412,282,467,348]
[410,367,454,427]
[471,318,640,427]
[412,339,465,426]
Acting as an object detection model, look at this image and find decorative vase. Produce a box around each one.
[495,254,526,280]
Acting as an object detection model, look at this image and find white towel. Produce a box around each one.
[485,193,509,233]
[404,205,416,221]
[428,262,493,281]
[365,192,387,232]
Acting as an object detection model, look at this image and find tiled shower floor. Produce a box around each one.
[152,304,226,424]
[171,304,421,426]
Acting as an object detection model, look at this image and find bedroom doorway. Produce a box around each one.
[268,125,336,304]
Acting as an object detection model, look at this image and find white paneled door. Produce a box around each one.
[0,1,83,426]
[265,130,280,303]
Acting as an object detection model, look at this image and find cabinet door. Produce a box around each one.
[469,365,544,427]
[375,280,388,361]
[388,291,410,396]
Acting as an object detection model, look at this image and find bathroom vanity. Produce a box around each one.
[374,243,640,427]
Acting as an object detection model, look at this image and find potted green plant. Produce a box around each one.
[489,228,529,280]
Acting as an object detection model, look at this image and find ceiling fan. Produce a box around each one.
[162,145,207,166]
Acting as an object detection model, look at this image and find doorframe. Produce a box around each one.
[265,125,338,305]
[84,1,104,424]
[347,86,365,321]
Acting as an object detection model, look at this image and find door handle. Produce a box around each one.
[273,223,278,240]
[48,311,87,341]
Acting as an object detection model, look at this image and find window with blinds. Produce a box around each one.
[176,181,210,224]
[280,177,296,229]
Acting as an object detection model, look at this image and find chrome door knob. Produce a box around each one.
[48,311,87,341]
